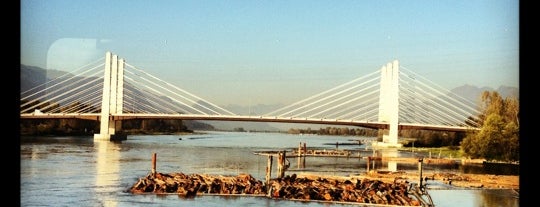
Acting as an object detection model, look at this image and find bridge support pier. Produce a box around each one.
[94,52,126,141]
[374,60,402,148]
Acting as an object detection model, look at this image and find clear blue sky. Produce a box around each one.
[21,0,519,107]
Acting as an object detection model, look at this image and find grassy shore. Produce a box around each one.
[399,146,463,159]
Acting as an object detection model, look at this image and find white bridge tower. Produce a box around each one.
[375,60,402,148]
[94,52,126,141]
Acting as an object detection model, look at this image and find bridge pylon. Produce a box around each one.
[94,52,126,141]
[374,60,402,148]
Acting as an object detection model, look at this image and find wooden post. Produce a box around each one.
[277,151,287,179]
[283,150,287,175]
[298,142,302,157]
[372,155,376,170]
[277,152,283,178]
[297,153,305,169]
[303,142,306,156]
[151,152,157,176]
[367,156,371,173]
[266,155,273,186]
[298,142,306,168]
[418,158,424,190]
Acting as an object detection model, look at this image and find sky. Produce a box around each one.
[21,0,519,107]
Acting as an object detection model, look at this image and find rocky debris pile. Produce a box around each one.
[129,172,422,206]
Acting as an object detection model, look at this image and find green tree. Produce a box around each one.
[461,91,519,162]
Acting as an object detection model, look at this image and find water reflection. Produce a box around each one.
[380,148,399,172]
[460,163,519,175]
[95,140,121,207]
[429,189,519,207]
[296,156,305,169]
[479,189,519,207]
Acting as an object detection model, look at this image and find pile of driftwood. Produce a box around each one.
[268,174,420,206]
[130,172,266,196]
[129,172,421,206]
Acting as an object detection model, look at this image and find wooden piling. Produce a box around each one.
[366,156,371,173]
[277,152,283,178]
[266,155,273,186]
[151,152,157,176]
[303,142,306,156]
[297,154,305,169]
[298,142,302,157]
[277,151,287,179]
[418,158,424,189]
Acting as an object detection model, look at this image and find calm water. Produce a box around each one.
[20,131,519,207]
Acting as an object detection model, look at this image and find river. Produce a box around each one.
[20,131,519,207]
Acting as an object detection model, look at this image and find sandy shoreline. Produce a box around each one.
[295,171,519,190]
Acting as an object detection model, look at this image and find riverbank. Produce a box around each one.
[352,171,519,190]
[254,146,518,190]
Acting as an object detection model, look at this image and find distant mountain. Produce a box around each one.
[495,85,519,99]
[19,64,214,130]
[197,104,283,132]
[20,64,519,131]
[20,65,49,92]
[223,103,284,116]
[199,120,281,132]
[449,84,519,103]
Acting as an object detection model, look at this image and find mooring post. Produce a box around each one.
[418,157,424,190]
[266,155,273,186]
[277,152,283,178]
[298,142,302,157]
[299,142,306,169]
[367,156,371,173]
[303,142,306,156]
[277,151,287,179]
[152,153,157,176]
[297,151,305,169]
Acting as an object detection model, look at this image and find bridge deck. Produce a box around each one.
[20,113,476,132]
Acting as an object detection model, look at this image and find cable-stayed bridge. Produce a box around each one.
[20,52,481,146]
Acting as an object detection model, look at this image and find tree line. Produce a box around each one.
[287,127,379,136]
[287,126,465,147]
[20,118,202,136]
[19,100,208,136]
